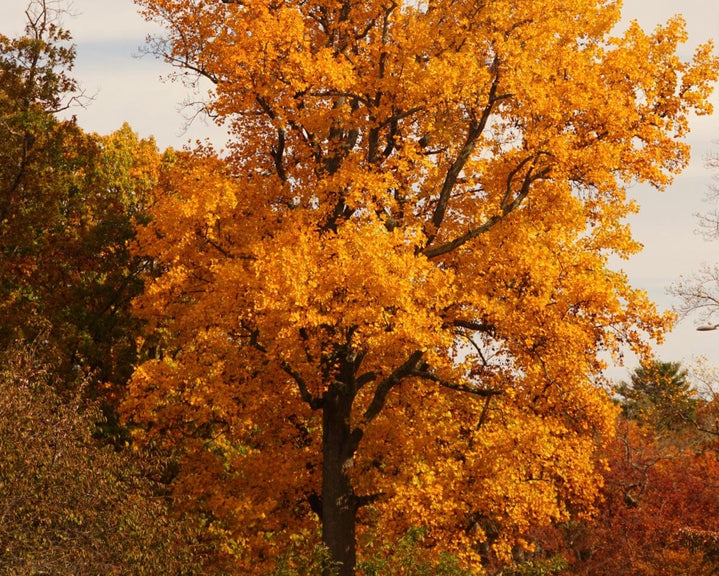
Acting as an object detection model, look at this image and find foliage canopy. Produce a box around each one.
[616,360,699,432]
[0,3,162,388]
[123,0,719,572]
[0,342,219,575]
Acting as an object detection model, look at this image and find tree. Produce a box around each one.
[124,0,719,573]
[0,5,231,573]
[519,361,719,575]
[672,139,719,324]
[514,372,719,575]
[555,424,719,575]
[554,388,719,576]
[0,2,162,389]
[616,361,699,432]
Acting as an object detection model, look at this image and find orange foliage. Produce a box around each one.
[123,0,719,572]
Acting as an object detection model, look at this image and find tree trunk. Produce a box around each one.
[322,386,357,576]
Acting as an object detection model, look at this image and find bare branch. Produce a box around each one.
[671,264,719,322]
[159,49,219,85]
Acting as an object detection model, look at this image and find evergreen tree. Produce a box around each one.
[617,361,699,431]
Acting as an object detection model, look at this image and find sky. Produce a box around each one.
[1,0,719,383]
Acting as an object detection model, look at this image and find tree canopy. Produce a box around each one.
[549,361,719,576]
[0,2,161,387]
[0,6,235,572]
[119,0,719,573]
[616,361,699,432]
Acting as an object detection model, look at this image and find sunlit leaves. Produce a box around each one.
[126,0,719,571]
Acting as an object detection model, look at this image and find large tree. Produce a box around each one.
[124,0,718,573]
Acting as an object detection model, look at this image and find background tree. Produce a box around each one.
[513,361,719,576]
[556,425,719,575]
[616,361,699,432]
[0,4,237,573]
[672,143,719,325]
[0,1,161,392]
[559,363,719,575]
[672,263,719,331]
[124,0,719,573]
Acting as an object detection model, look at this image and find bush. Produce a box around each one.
[0,342,219,575]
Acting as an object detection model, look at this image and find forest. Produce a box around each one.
[3,0,719,574]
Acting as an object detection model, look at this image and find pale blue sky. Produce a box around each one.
[2,0,719,383]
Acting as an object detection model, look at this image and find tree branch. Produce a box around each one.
[272,127,287,182]
[410,368,502,398]
[163,52,219,85]
[363,350,423,423]
[502,152,552,213]
[355,370,378,390]
[452,319,494,333]
[423,215,502,259]
[476,395,493,429]
[244,323,323,409]
[423,155,551,259]
[427,75,502,244]
[281,360,324,410]
[254,95,290,181]
[355,492,384,510]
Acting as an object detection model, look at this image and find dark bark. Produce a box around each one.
[321,385,358,576]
